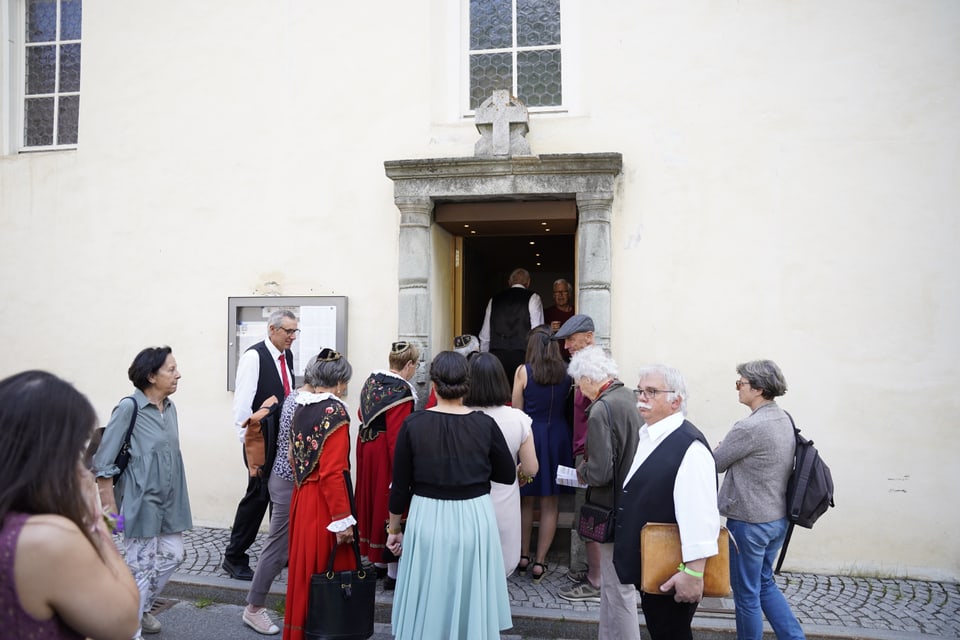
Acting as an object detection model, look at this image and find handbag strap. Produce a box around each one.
[585,399,618,512]
[117,396,138,458]
[325,469,365,575]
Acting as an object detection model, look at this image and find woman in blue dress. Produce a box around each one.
[512,325,574,583]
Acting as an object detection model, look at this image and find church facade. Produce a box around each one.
[1,1,958,580]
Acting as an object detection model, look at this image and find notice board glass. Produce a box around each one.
[227,296,348,391]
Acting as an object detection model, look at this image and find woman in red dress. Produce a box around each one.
[355,340,419,588]
[283,348,355,640]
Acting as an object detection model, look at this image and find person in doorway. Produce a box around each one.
[614,364,720,640]
[479,267,545,377]
[223,310,299,581]
[553,314,603,603]
[355,340,419,591]
[544,278,574,361]
[713,360,805,640]
[513,326,574,584]
[94,346,193,638]
[567,345,641,640]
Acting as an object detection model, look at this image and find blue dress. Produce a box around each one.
[519,365,574,497]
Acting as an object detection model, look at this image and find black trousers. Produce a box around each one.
[639,591,699,640]
[224,450,270,567]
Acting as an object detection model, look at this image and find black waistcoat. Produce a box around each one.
[612,420,713,586]
[490,287,534,351]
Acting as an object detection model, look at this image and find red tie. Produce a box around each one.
[279,354,291,396]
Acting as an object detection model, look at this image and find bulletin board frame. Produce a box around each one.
[227,296,348,391]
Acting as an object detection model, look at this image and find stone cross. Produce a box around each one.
[474,90,532,157]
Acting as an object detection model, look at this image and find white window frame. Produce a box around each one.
[460,0,582,118]
[3,0,81,153]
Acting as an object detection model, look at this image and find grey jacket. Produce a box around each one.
[714,401,795,523]
[576,381,642,509]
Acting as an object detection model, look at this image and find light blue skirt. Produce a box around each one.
[391,494,513,639]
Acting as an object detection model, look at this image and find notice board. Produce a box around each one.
[227,296,348,391]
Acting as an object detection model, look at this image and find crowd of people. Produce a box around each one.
[0,274,806,640]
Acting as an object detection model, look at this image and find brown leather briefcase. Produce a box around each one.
[640,522,731,597]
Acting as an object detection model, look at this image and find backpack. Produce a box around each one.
[775,411,835,574]
[85,396,139,485]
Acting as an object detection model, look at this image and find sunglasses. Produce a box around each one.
[317,348,341,362]
[391,341,411,354]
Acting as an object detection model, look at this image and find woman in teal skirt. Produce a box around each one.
[386,351,517,639]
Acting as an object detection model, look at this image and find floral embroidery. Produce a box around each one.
[291,399,349,483]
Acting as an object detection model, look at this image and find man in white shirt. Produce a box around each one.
[223,309,299,581]
[614,365,720,640]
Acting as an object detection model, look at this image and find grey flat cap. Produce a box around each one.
[553,314,595,339]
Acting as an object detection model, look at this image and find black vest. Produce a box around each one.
[489,287,534,351]
[248,341,294,477]
[249,341,294,411]
[612,420,714,586]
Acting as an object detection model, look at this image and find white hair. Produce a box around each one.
[567,345,618,382]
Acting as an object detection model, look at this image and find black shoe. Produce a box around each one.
[222,559,254,581]
[383,577,396,591]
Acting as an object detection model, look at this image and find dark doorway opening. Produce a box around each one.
[461,234,576,338]
[434,200,578,338]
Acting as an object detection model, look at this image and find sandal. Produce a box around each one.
[531,562,548,584]
[516,555,531,574]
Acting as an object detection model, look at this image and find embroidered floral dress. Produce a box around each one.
[283,392,356,640]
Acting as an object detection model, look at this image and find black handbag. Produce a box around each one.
[576,400,617,543]
[578,489,616,543]
[305,472,376,640]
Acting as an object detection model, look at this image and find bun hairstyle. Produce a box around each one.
[429,351,470,400]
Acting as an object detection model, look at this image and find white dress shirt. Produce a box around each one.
[624,411,720,563]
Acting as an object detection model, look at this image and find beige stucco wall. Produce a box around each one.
[1,1,957,580]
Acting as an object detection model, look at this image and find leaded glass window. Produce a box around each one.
[24,0,82,148]
[469,0,561,110]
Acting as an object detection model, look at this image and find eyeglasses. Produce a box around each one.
[735,380,751,390]
[391,341,411,354]
[633,387,675,400]
[317,348,341,362]
[278,327,300,336]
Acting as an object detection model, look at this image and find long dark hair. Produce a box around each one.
[0,370,99,547]
[525,325,568,385]
[465,352,511,407]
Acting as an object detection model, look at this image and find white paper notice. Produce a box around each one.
[556,465,587,489]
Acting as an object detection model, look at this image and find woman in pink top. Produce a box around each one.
[0,370,140,640]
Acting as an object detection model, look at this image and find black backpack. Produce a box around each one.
[775,411,835,574]
[85,396,139,485]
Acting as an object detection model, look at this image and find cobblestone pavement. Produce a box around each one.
[173,527,960,639]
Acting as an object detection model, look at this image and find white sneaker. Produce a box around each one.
[140,612,161,634]
[242,607,280,635]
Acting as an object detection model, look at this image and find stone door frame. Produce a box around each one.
[384,152,622,400]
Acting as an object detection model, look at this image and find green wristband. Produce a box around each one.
[677,562,704,578]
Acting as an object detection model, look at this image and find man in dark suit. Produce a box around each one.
[478,267,544,377]
[614,364,720,640]
[222,309,298,580]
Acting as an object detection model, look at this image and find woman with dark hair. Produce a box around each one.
[714,360,805,640]
[93,346,192,639]
[512,325,574,583]
[355,340,419,589]
[386,351,516,639]
[283,348,356,640]
[465,352,539,576]
[0,370,140,639]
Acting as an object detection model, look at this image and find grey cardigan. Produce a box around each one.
[713,401,795,523]
[576,381,642,509]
